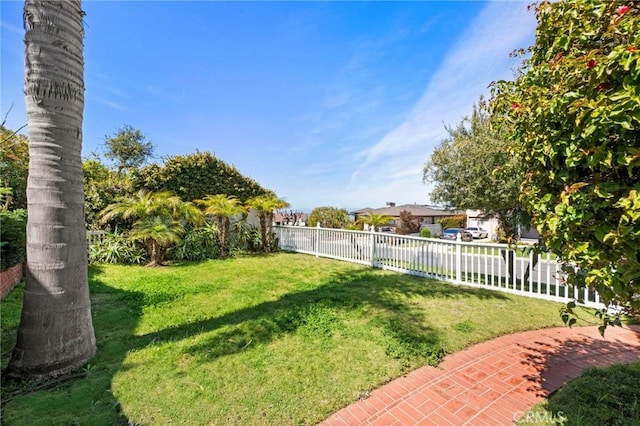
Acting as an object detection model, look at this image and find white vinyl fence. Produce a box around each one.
[274,225,604,309]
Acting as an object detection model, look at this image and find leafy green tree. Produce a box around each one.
[357,213,394,231]
[246,194,289,253]
[492,1,640,324]
[437,214,467,230]
[0,126,29,210]
[197,194,245,258]
[307,206,349,229]
[8,0,96,379]
[100,190,203,266]
[83,158,133,229]
[103,125,154,174]
[133,151,273,204]
[423,102,526,240]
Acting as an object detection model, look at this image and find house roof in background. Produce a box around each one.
[351,204,463,217]
[349,207,374,215]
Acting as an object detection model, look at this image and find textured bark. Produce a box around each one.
[259,213,269,253]
[147,239,163,267]
[7,0,96,379]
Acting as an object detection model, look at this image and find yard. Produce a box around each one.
[1,253,572,425]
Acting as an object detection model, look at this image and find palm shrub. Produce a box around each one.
[196,194,245,258]
[169,222,220,261]
[129,216,184,265]
[246,194,289,253]
[88,230,146,265]
[228,215,264,254]
[357,213,394,231]
[100,190,203,266]
[229,213,251,251]
[344,221,364,231]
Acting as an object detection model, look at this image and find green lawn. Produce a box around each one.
[517,362,640,425]
[2,253,571,425]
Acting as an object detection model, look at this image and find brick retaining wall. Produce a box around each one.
[0,263,23,299]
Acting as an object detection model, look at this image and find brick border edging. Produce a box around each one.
[0,263,24,299]
[320,325,640,425]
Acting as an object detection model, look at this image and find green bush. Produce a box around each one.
[229,222,266,254]
[169,223,220,261]
[307,206,349,229]
[0,127,29,210]
[0,209,27,271]
[438,214,466,229]
[89,231,146,265]
[420,228,431,238]
[242,228,278,254]
[83,159,133,230]
[132,151,273,203]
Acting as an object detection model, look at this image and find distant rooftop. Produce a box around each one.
[350,203,462,217]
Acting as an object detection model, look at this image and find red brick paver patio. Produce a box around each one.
[320,325,640,425]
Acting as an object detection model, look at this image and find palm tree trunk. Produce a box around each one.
[222,216,230,258]
[148,239,161,267]
[7,0,96,379]
[259,213,268,253]
[266,212,274,251]
[216,216,226,258]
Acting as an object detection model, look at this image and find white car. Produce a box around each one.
[465,227,488,239]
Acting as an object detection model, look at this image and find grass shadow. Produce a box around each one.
[1,265,145,425]
[131,266,509,366]
[1,254,515,424]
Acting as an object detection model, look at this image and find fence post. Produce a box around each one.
[315,223,320,258]
[369,230,376,267]
[456,233,462,283]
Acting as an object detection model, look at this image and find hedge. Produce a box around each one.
[0,209,27,271]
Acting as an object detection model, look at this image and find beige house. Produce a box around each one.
[465,210,500,240]
[351,202,464,232]
[465,209,540,241]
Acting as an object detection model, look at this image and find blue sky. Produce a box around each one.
[1,1,535,212]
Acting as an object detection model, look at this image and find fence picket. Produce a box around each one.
[273,226,604,309]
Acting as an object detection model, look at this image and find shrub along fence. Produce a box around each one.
[274,225,605,309]
[0,209,27,299]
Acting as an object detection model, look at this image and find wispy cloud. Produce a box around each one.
[146,84,185,104]
[85,73,131,111]
[87,95,124,110]
[1,20,24,60]
[348,1,535,203]
[1,20,22,36]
